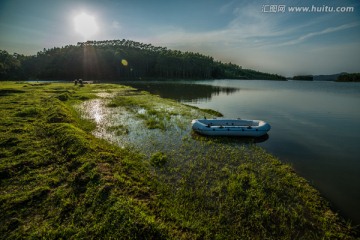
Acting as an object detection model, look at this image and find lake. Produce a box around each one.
[120,80,360,224]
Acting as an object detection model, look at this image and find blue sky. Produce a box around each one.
[0,0,359,76]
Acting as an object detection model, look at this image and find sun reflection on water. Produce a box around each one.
[89,99,103,123]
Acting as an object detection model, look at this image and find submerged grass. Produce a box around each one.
[0,81,357,239]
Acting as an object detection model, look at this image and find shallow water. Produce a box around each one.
[121,80,360,224]
[76,91,203,158]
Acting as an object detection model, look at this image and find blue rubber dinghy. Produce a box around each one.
[191,118,271,137]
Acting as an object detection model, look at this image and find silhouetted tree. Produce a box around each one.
[337,73,360,82]
[0,39,285,81]
[0,50,21,80]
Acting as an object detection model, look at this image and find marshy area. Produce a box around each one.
[0,82,357,239]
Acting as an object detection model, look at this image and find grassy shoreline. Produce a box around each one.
[0,82,357,239]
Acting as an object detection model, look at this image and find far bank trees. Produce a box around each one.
[0,39,285,81]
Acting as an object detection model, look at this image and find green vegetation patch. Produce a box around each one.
[0,88,25,96]
[106,92,194,130]
[46,100,75,123]
[150,152,168,167]
[15,107,41,117]
[0,82,164,239]
[106,125,129,135]
[0,82,357,239]
[48,123,90,157]
[147,134,356,239]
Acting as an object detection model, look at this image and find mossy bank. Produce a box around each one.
[0,82,357,239]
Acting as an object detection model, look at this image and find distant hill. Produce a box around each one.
[0,40,285,81]
[313,73,347,81]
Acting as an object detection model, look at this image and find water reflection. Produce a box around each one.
[191,132,270,144]
[119,81,239,102]
[81,99,104,123]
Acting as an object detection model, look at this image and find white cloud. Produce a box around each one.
[139,2,360,75]
[150,3,285,47]
[219,1,237,14]
[275,22,360,47]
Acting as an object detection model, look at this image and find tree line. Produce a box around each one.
[0,39,285,81]
[336,73,360,82]
[292,75,313,81]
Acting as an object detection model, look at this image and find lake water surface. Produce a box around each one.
[121,80,360,224]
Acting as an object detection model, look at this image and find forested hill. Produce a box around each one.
[0,39,285,81]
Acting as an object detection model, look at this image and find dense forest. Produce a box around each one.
[292,75,313,81]
[336,73,360,82]
[0,39,285,81]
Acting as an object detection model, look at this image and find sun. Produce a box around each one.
[74,12,99,39]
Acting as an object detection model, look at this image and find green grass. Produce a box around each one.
[106,93,175,130]
[0,81,357,239]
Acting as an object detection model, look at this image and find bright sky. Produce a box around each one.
[0,0,359,76]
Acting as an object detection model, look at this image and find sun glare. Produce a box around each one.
[74,12,99,39]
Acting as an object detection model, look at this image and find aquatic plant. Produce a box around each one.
[150,152,168,167]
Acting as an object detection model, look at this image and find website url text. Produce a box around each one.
[262,5,355,13]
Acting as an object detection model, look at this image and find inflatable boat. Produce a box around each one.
[191,118,271,137]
